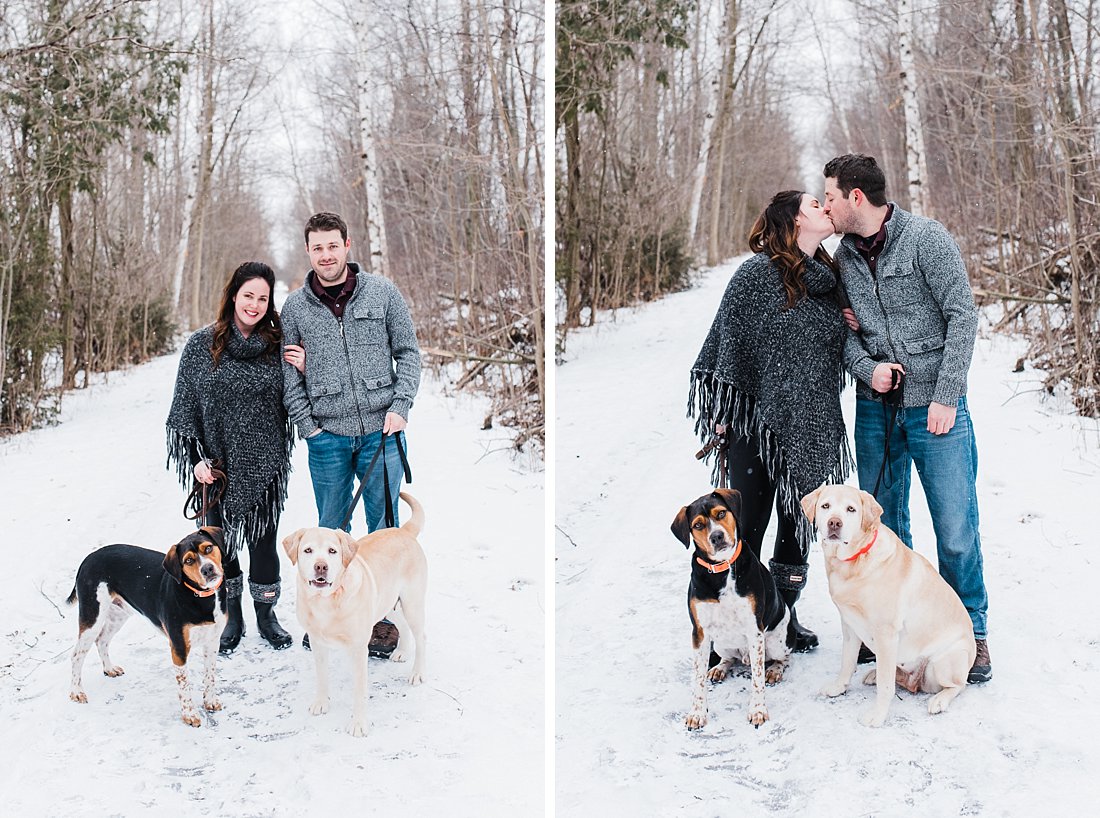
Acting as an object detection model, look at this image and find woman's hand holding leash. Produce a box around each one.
[194,460,217,485]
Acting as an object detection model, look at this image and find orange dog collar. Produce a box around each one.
[842,529,879,562]
[696,540,743,573]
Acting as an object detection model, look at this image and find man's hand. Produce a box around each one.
[842,308,860,331]
[383,412,406,434]
[927,402,957,435]
[871,362,905,394]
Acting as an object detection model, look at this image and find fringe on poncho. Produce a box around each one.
[687,253,854,556]
[166,324,294,558]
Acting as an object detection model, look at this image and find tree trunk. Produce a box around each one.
[353,0,388,276]
[898,0,929,216]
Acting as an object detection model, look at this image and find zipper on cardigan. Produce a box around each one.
[337,316,367,436]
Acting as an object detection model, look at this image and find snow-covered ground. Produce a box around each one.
[0,350,544,816]
[555,258,1100,816]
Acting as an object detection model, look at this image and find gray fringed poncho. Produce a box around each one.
[166,324,293,556]
[687,252,853,553]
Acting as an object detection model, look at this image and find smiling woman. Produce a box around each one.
[166,261,296,655]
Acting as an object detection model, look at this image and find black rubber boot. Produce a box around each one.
[254,601,293,650]
[778,586,819,653]
[219,577,245,654]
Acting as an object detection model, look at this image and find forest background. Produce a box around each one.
[0,0,545,447]
[556,0,1100,418]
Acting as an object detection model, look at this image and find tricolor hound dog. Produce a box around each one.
[671,488,790,729]
[67,527,227,727]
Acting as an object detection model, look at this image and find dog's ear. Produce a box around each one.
[859,490,883,531]
[712,488,742,521]
[336,530,358,566]
[801,485,824,522]
[281,529,305,565]
[670,506,692,549]
[162,544,183,584]
[199,526,225,553]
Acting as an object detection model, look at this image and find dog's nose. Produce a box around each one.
[201,563,218,579]
[709,530,725,547]
[827,516,842,532]
[314,562,328,576]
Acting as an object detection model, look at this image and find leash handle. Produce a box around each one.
[339,431,412,532]
[184,462,227,527]
[872,370,904,498]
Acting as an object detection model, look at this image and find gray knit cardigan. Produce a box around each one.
[836,204,978,407]
[280,263,422,439]
[688,253,853,552]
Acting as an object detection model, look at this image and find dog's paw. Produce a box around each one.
[181,711,202,728]
[859,708,887,728]
[70,690,88,704]
[408,671,423,686]
[346,718,369,737]
[862,668,877,685]
[747,706,769,728]
[685,710,707,730]
[309,698,329,716]
[765,662,786,684]
[820,680,848,698]
[102,665,125,678]
[203,697,222,712]
[390,649,408,663]
[706,665,729,683]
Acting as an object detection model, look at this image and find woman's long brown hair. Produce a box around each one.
[748,190,836,309]
[210,261,282,366]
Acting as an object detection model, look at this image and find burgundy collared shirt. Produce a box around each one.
[853,204,894,276]
[309,268,356,319]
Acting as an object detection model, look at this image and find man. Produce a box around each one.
[822,154,991,684]
[281,211,422,654]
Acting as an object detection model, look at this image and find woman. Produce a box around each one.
[688,190,852,652]
[167,261,295,653]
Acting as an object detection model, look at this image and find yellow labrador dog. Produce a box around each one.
[801,484,975,727]
[282,492,427,737]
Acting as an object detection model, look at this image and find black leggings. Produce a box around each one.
[725,430,804,568]
[205,505,280,586]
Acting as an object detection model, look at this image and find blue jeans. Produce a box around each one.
[305,430,406,532]
[854,396,988,639]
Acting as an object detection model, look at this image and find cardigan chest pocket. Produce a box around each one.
[349,304,386,345]
[308,380,344,414]
[881,262,925,306]
[361,373,395,412]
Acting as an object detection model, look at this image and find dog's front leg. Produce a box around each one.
[201,632,221,713]
[746,629,769,727]
[821,621,860,698]
[173,657,201,727]
[309,638,331,716]
[685,628,709,730]
[860,628,898,728]
[347,643,371,737]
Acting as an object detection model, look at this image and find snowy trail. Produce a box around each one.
[0,349,544,816]
[555,259,1100,816]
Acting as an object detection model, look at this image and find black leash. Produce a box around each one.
[339,432,413,532]
[872,369,904,498]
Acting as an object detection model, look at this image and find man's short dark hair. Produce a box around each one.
[304,211,348,246]
[823,154,888,207]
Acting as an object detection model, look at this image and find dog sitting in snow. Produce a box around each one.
[801,484,975,727]
[670,488,790,729]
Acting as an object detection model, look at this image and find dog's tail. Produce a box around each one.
[399,492,424,538]
[66,586,77,606]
